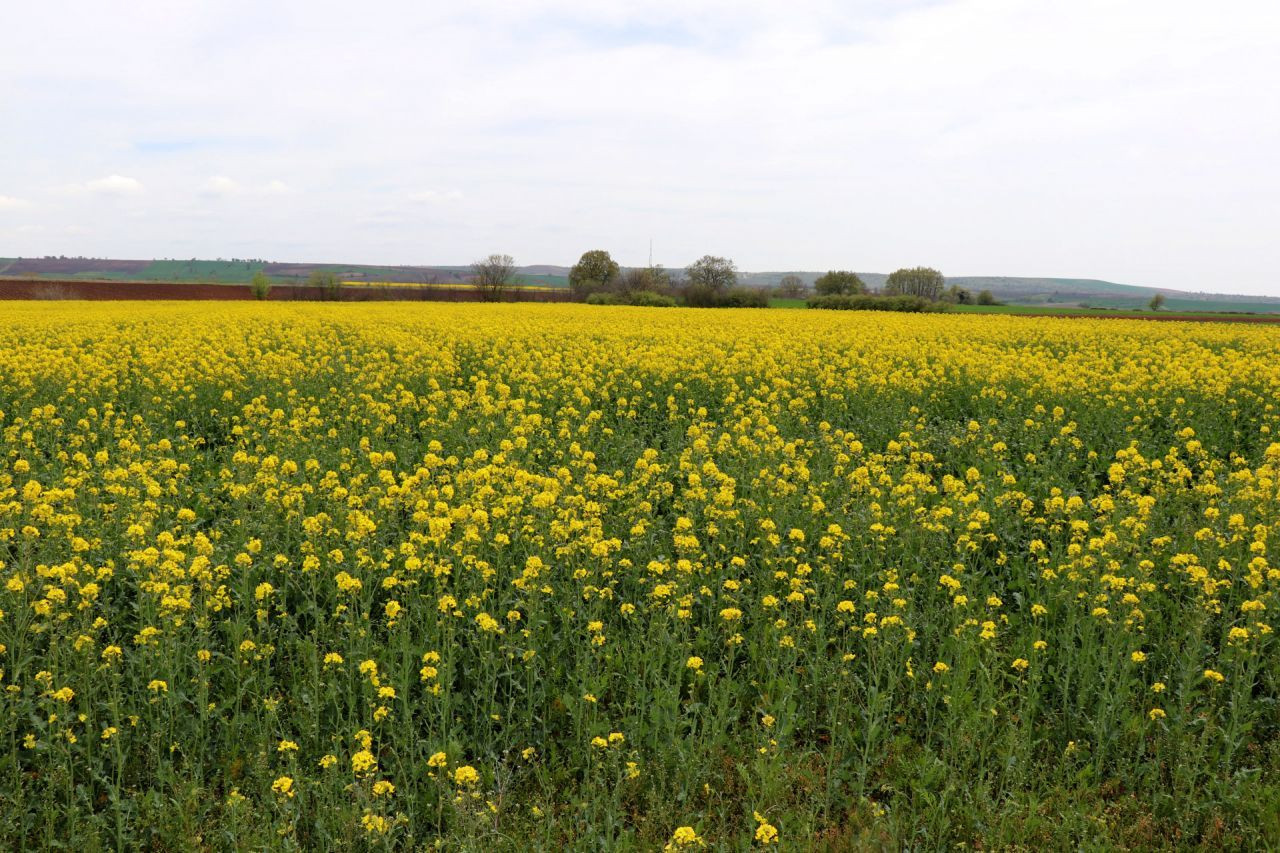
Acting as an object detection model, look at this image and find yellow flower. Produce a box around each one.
[372,780,395,797]
[1148,708,1166,720]
[361,813,390,835]
[1130,651,1147,664]
[147,680,168,693]
[932,662,949,674]
[352,749,378,775]
[666,826,705,849]
[1203,669,1225,683]
[453,765,479,786]
[427,751,448,768]
[271,776,294,798]
[1011,658,1029,673]
[686,656,703,671]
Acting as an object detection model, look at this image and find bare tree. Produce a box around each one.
[470,254,516,301]
[777,274,806,298]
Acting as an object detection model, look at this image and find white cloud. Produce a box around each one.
[0,195,29,210]
[84,175,144,195]
[200,175,242,196]
[408,189,463,204]
[0,0,1277,293]
[202,176,291,197]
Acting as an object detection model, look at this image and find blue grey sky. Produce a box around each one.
[2,0,1279,294]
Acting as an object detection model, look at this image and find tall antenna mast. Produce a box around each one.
[649,238,653,268]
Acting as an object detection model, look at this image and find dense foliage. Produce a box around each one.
[813,271,867,297]
[2,303,1279,849]
[568,250,621,299]
[884,267,946,301]
[807,294,947,312]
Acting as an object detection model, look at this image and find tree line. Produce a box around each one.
[471,251,998,309]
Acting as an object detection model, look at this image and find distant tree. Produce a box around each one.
[976,289,997,306]
[307,270,341,300]
[686,255,737,293]
[568,250,621,299]
[618,265,671,298]
[471,254,516,301]
[814,270,866,296]
[777,274,805,298]
[944,285,971,304]
[884,267,945,300]
[1148,292,1166,311]
[249,270,272,300]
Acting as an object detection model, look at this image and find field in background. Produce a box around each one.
[2,303,1278,849]
[0,258,570,290]
[5,257,1279,313]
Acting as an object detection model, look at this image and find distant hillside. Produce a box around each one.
[4,256,1278,313]
[0,257,567,289]
[740,271,1280,313]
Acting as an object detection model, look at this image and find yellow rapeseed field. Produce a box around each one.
[1,302,1278,848]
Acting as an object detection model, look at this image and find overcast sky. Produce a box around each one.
[2,1,1279,294]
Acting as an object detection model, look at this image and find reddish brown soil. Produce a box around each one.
[0,278,576,302]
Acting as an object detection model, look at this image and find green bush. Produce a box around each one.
[806,294,950,312]
[628,290,677,307]
[585,290,678,308]
[684,285,770,308]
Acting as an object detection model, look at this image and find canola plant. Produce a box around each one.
[1,302,1278,848]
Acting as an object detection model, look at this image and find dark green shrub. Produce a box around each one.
[683,285,770,308]
[806,294,950,313]
[628,290,677,307]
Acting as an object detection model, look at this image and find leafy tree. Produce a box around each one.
[777,274,805,298]
[976,289,997,306]
[685,255,737,293]
[306,270,341,301]
[884,267,945,300]
[814,270,866,296]
[249,271,272,301]
[1149,292,1166,311]
[470,254,516,302]
[568,250,621,299]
